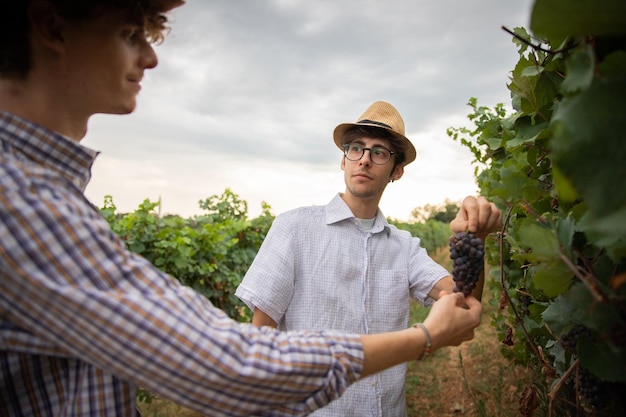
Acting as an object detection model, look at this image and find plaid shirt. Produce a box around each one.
[236,195,449,417]
[0,112,364,417]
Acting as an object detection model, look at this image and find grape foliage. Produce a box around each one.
[449,231,484,296]
[446,1,626,414]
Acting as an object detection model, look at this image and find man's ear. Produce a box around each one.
[391,164,404,181]
[340,157,346,171]
[28,0,66,53]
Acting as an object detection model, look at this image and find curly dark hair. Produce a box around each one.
[0,0,183,79]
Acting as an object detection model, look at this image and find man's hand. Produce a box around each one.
[423,291,483,350]
[450,196,502,241]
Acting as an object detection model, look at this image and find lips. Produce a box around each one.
[128,74,143,85]
[353,172,372,180]
[127,77,142,91]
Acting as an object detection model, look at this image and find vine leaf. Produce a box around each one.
[517,220,559,262]
[560,44,594,95]
[577,207,626,257]
[533,262,572,297]
[544,284,626,381]
[515,220,572,297]
[579,337,626,382]
[551,77,626,249]
[531,0,626,43]
[542,284,592,334]
[552,165,578,204]
[599,50,626,77]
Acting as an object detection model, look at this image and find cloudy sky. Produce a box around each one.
[83,0,535,220]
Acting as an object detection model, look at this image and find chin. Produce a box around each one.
[111,103,137,115]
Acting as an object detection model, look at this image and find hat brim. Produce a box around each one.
[333,122,417,166]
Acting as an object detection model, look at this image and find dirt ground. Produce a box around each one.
[405,304,532,417]
[404,248,532,417]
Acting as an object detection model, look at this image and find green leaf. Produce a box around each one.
[599,50,626,77]
[542,284,594,334]
[532,261,573,297]
[521,65,544,77]
[531,0,626,43]
[555,216,575,255]
[483,136,502,150]
[577,208,626,258]
[512,27,532,54]
[561,45,595,94]
[517,219,560,262]
[551,77,626,219]
[579,335,626,382]
[504,121,549,150]
[552,165,578,204]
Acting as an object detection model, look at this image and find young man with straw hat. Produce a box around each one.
[1,2,492,416]
[237,101,502,416]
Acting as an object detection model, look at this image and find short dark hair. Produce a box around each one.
[0,0,179,79]
[342,126,407,168]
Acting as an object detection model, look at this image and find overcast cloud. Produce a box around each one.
[83,0,534,220]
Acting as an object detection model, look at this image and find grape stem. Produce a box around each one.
[548,359,579,417]
[498,205,555,376]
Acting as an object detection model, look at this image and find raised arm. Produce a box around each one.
[429,196,502,301]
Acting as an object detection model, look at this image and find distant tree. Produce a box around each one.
[410,199,460,223]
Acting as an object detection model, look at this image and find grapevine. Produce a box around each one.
[559,325,593,354]
[449,231,484,296]
[448,0,626,414]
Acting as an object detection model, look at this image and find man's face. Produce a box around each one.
[341,136,402,200]
[60,8,158,116]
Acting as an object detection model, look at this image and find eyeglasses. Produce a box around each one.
[342,143,395,165]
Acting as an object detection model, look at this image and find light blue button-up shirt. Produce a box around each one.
[237,194,450,417]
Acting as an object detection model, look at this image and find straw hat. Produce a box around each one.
[333,101,417,166]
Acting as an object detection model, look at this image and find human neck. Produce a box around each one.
[0,77,88,142]
[340,192,379,219]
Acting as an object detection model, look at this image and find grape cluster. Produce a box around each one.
[577,367,608,412]
[449,231,484,296]
[559,325,592,353]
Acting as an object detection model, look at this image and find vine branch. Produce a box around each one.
[498,205,555,375]
[558,250,605,303]
[501,26,579,55]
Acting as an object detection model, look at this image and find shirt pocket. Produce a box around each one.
[366,269,410,332]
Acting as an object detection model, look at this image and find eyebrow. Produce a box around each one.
[351,139,393,149]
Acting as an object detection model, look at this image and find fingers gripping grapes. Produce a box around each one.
[449,231,484,297]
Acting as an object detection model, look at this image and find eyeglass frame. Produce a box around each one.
[342,142,396,165]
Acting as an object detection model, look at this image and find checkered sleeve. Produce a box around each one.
[0,159,364,416]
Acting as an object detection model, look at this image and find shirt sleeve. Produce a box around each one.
[236,213,297,323]
[0,176,364,416]
[407,234,450,307]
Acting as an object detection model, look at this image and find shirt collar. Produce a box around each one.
[325,193,390,234]
[0,111,100,191]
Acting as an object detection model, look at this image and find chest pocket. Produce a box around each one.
[365,269,410,333]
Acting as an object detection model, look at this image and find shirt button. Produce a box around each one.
[370,379,376,386]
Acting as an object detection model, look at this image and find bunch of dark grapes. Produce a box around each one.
[577,367,609,412]
[449,231,484,296]
[559,325,593,353]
